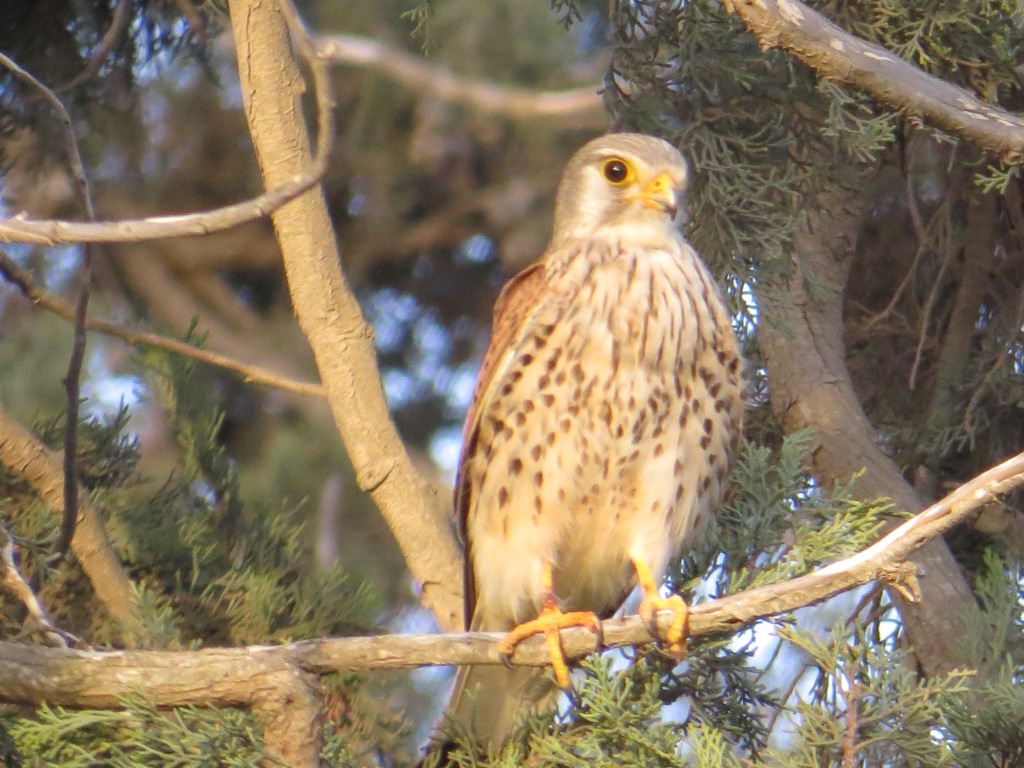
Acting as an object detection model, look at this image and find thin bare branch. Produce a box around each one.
[0,27,333,247]
[0,446,1017,695]
[0,247,325,398]
[319,33,605,126]
[0,525,78,649]
[0,56,96,224]
[724,0,1024,161]
[0,51,98,560]
[0,177,332,245]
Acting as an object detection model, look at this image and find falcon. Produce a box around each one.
[444,133,744,746]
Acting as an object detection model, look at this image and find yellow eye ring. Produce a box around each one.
[601,158,633,186]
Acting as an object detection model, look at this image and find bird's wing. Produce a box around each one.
[453,260,546,629]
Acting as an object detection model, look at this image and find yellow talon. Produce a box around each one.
[498,565,600,688]
[632,557,690,656]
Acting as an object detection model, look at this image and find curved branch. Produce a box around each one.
[0,23,334,248]
[319,33,605,126]
[0,170,328,245]
[0,446,1018,697]
[724,0,1024,162]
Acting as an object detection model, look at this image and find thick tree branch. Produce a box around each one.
[0,446,1017,699]
[319,33,604,127]
[227,0,463,632]
[724,0,1024,162]
[758,181,977,676]
[0,404,136,630]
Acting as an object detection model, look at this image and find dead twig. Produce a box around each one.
[0,52,98,560]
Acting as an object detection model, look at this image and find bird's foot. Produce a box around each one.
[632,556,689,656]
[498,601,600,688]
[637,592,689,656]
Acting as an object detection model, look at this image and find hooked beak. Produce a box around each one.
[635,171,680,219]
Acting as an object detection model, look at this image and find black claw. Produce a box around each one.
[498,650,515,670]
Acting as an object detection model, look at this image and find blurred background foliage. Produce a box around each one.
[1,0,1024,765]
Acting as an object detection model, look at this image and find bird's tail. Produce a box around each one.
[442,662,556,748]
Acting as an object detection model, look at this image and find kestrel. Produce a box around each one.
[444,133,744,747]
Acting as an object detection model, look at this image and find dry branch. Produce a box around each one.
[0,446,1017,701]
[0,50,101,562]
[0,247,325,399]
[320,33,605,127]
[724,0,1024,161]
[0,172,328,246]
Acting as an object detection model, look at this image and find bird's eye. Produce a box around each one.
[602,158,632,185]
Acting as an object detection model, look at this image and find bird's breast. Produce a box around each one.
[466,238,744,627]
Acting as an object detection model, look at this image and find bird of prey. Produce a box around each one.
[444,132,745,747]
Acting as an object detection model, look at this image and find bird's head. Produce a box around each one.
[550,133,689,249]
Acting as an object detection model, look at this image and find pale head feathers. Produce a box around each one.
[549,133,690,250]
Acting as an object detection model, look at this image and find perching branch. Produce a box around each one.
[0,446,1017,697]
[319,33,605,127]
[723,0,1024,162]
[0,247,325,399]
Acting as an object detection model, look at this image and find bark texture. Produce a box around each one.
[227,0,463,634]
[758,182,977,676]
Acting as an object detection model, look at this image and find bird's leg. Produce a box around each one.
[632,557,688,656]
[497,563,600,688]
